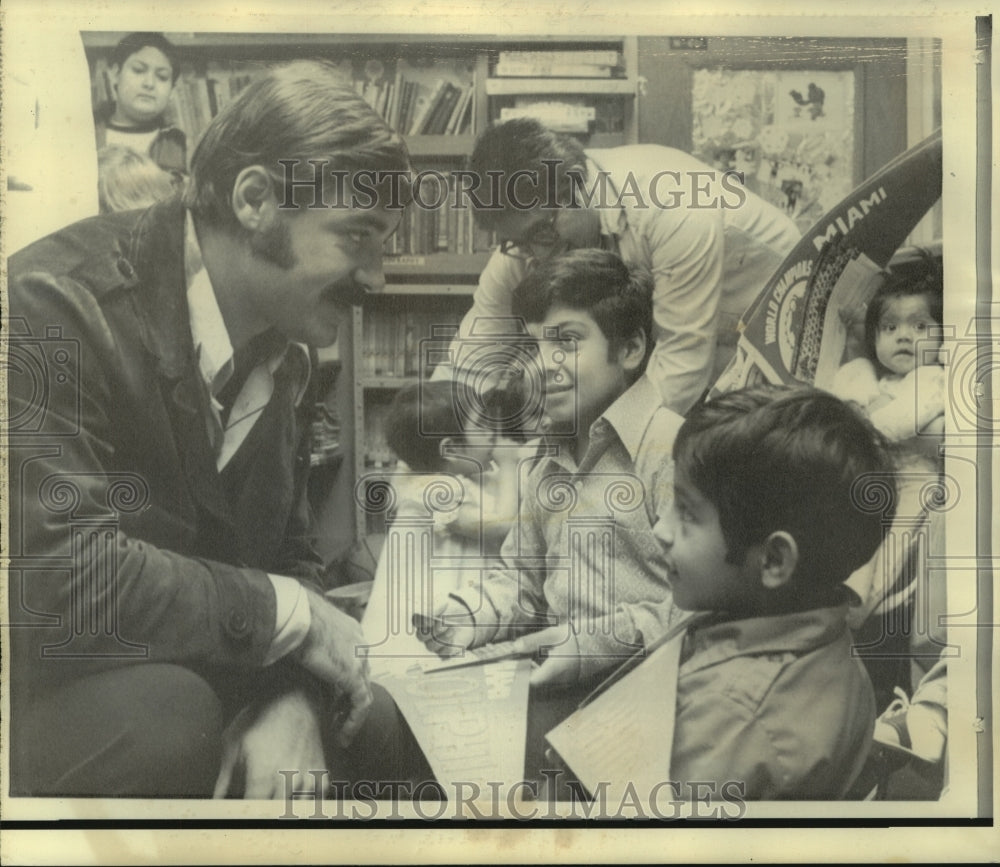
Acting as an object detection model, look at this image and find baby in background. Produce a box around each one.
[831,256,946,640]
[831,259,944,463]
[385,380,534,557]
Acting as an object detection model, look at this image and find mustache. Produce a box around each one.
[322,279,369,308]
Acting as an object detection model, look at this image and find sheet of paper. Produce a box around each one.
[376,659,532,792]
[361,517,532,792]
[544,630,684,802]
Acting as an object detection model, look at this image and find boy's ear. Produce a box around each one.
[231,165,280,232]
[618,331,647,373]
[759,531,798,590]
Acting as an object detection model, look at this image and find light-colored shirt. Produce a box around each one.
[830,356,945,442]
[103,124,160,157]
[449,145,801,414]
[184,213,312,664]
[452,374,687,679]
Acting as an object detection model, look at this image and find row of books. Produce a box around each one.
[360,308,464,380]
[356,76,475,137]
[493,48,622,78]
[91,55,476,142]
[383,173,489,256]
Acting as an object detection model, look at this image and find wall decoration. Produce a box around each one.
[691,67,856,231]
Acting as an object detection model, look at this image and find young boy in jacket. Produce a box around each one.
[649,386,894,798]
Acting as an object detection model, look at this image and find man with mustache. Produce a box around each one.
[6,61,418,798]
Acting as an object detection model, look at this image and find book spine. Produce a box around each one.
[412,79,446,135]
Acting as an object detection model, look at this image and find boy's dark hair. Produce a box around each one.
[511,248,654,380]
[864,250,944,372]
[386,382,466,473]
[469,118,586,228]
[111,32,181,84]
[385,381,528,472]
[184,60,410,232]
[674,386,896,589]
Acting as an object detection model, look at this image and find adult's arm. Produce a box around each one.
[640,206,725,415]
[431,250,530,382]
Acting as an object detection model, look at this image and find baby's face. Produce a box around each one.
[874,295,942,377]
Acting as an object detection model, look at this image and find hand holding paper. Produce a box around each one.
[414,597,477,656]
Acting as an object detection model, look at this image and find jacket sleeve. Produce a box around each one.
[450,462,551,644]
[8,269,278,671]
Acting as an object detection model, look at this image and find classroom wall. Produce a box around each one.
[636,36,912,183]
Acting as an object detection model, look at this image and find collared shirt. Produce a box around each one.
[453,375,687,679]
[669,604,876,799]
[448,145,801,414]
[184,213,312,664]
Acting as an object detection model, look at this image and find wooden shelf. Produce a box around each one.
[486,78,636,96]
[380,282,477,296]
[361,377,420,389]
[82,33,625,49]
[407,135,475,158]
[383,252,490,276]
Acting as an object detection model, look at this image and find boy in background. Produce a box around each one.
[646,386,893,798]
[419,249,686,690]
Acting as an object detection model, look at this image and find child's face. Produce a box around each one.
[112,46,175,125]
[874,294,942,377]
[527,305,636,432]
[652,470,755,611]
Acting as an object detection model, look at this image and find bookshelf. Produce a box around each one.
[81,32,641,555]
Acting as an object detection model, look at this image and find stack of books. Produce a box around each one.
[493,49,622,78]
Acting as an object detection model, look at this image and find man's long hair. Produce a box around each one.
[184,60,410,231]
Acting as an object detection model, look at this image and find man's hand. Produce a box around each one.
[293,588,372,747]
[415,597,477,656]
[213,686,326,799]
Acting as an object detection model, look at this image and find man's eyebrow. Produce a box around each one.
[340,214,396,232]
